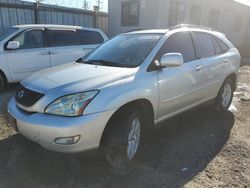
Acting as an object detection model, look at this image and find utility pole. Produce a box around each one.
[83,0,89,10]
[34,0,43,24]
[93,0,103,28]
[96,0,103,11]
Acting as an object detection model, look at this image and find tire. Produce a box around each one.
[0,74,6,91]
[215,78,234,111]
[103,108,144,171]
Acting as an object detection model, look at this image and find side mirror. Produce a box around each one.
[159,53,184,68]
[7,41,20,50]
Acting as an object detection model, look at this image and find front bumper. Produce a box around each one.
[8,98,116,153]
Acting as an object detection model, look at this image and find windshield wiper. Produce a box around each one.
[85,59,128,68]
[76,58,96,64]
[77,58,133,68]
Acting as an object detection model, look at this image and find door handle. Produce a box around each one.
[39,51,50,55]
[196,65,203,71]
[50,51,59,55]
[223,59,229,63]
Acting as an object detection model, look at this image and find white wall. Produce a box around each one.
[108,0,250,49]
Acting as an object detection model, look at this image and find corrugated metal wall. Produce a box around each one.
[0,0,108,34]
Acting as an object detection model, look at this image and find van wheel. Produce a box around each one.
[215,78,234,111]
[103,108,143,171]
[0,74,6,91]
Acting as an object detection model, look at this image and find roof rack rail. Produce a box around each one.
[124,28,145,33]
[170,24,215,31]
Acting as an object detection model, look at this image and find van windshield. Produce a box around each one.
[81,33,163,68]
[0,27,18,42]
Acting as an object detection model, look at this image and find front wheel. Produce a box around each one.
[215,78,234,111]
[103,109,143,170]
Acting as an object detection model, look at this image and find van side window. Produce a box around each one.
[47,29,78,47]
[195,32,216,58]
[212,36,222,54]
[11,29,44,49]
[156,31,196,63]
[212,36,230,55]
[77,30,104,45]
[216,38,230,53]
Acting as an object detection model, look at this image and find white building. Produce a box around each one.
[108,0,250,62]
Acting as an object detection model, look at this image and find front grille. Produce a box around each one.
[15,84,44,107]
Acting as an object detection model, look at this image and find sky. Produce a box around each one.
[234,0,250,6]
[23,0,108,12]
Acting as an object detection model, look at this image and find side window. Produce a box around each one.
[195,32,216,58]
[212,36,230,55]
[47,29,78,47]
[156,32,196,63]
[211,36,222,54]
[216,38,230,53]
[11,29,44,49]
[77,30,104,45]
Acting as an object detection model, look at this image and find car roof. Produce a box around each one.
[128,29,169,34]
[14,24,101,31]
[125,24,223,36]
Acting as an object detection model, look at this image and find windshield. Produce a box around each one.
[82,33,163,68]
[0,27,18,42]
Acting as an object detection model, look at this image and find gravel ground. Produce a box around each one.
[0,66,249,188]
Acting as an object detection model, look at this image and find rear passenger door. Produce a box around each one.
[156,31,206,121]
[193,32,228,100]
[77,29,105,54]
[46,28,84,67]
[46,28,105,67]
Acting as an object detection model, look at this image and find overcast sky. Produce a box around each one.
[23,0,108,12]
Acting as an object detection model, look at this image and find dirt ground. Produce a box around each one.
[0,66,249,188]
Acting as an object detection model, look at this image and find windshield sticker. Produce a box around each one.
[139,35,161,40]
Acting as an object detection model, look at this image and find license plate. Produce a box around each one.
[8,113,18,132]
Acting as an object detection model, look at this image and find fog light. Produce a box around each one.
[54,135,81,145]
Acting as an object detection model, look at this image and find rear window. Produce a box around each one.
[195,32,216,58]
[47,29,78,47]
[77,30,104,45]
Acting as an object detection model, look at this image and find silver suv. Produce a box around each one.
[8,25,240,169]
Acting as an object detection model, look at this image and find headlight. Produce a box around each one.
[45,90,98,117]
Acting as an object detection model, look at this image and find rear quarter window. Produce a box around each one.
[217,38,230,53]
[212,36,230,55]
[77,30,104,45]
[195,32,216,58]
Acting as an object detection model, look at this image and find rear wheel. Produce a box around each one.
[215,78,234,111]
[0,74,6,91]
[103,108,143,171]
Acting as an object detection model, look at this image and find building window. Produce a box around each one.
[121,1,140,27]
[169,2,185,26]
[208,9,220,29]
[190,5,202,25]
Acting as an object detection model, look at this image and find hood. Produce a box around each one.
[22,62,138,94]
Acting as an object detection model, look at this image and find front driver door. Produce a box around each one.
[4,28,50,82]
[156,31,205,122]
